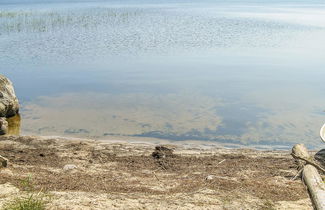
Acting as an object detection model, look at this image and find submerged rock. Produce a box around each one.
[0,75,19,118]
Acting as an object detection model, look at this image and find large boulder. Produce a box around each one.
[0,75,19,118]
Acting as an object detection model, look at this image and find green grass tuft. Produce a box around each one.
[2,176,50,210]
[2,194,46,210]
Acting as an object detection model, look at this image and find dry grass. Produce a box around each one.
[0,135,312,209]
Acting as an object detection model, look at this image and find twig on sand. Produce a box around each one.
[152,170,166,190]
[291,152,325,174]
[153,171,161,182]
[291,168,303,181]
[216,159,226,166]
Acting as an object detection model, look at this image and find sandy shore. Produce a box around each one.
[0,135,312,209]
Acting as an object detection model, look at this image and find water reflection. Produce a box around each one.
[1,0,325,149]
[20,92,222,138]
[6,114,21,135]
[19,84,325,148]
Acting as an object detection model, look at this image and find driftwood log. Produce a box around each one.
[292,144,325,210]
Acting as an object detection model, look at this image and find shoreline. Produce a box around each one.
[0,135,312,209]
[28,134,296,151]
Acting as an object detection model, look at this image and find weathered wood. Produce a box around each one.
[292,144,325,174]
[0,155,8,168]
[303,165,325,210]
[292,144,325,210]
[292,144,311,160]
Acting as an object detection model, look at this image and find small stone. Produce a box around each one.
[205,175,215,180]
[0,155,8,168]
[63,164,77,171]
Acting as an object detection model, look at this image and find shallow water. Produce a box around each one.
[1,0,325,148]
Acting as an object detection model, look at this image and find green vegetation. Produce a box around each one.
[0,8,143,34]
[2,176,50,210]
[2,194,46,210]
[0,11,28,18]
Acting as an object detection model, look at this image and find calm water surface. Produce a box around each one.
[1,0,325,148]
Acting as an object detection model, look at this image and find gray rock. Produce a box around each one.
[0,75,19,118]
[205,175,215,180]
[0,117,8,135]
[63,164,77,171]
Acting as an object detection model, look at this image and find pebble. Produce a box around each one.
[63,164,77,171]
[205,175,215,180]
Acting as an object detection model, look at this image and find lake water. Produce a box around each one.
[1,0,325,149]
